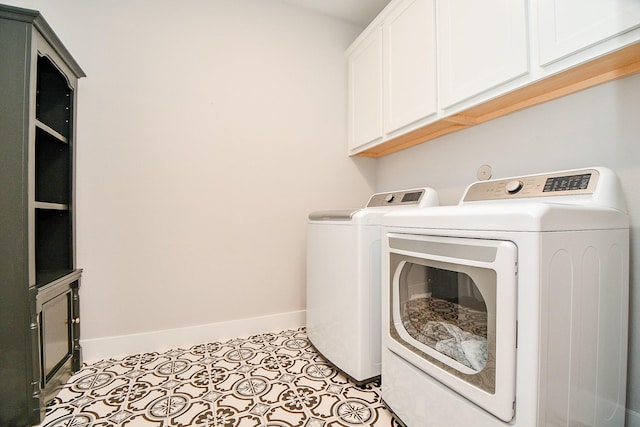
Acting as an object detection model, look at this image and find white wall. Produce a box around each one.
[9,0,376,341]
[377,73,640,425]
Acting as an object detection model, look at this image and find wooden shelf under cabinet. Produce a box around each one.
[355,42,640,158]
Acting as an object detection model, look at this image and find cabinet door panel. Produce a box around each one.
[348,28,383,152]
[438,0,528,109]
[538,0,640,65]
[384,0,437,134]
[41,291,71,380]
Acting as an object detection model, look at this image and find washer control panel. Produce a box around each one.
[367,188,427,207]
[463,169,600,202]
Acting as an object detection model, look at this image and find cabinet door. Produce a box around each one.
[348,28,383,153]
[37,277,81,403]
[537,0,640,65]
[384,0,437,135]
[438,0,528,109]
[41,290,72,383]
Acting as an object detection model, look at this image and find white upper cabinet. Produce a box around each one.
[348,28,383,152]
[348,0,436,154]
[383,0,437,135]
[438,0,529,109]
[537,0,640,65]
[347,0,640,157]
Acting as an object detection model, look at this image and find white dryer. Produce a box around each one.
[306,188,439,382]
[380,167,629,426]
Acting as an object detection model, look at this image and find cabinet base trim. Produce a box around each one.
[80,310,306,362]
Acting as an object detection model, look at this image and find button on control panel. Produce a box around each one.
[463,169,599,202]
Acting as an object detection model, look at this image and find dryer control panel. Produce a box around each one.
[463,168,600,202]
[367,188,437,207]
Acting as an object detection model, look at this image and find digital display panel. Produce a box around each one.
[543,173,591,192]
[401,191,422,202]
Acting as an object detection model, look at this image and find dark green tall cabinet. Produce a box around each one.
[0,5,85,425]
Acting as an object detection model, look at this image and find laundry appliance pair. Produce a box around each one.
[307,167,628,427]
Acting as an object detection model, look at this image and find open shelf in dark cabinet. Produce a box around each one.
[36,55,72,138]
[35,125,70,205]
[34,51,74,289]
[35,209,72,287]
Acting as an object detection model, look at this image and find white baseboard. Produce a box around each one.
[628,408,640,427]
[80,310,306,363]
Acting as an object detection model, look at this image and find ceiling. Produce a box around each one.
[278,0,392,28]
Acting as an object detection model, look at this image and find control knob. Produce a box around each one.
[385,194,395,203]
[505,180,524,194]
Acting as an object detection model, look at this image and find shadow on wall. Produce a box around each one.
[351,155,378,192]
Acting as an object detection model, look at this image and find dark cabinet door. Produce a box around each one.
[37,276,81,404]
[41,290,71,382]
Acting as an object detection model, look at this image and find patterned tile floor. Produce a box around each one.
[41,328,404,427]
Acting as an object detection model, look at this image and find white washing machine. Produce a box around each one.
[306,188,439,382]
[380,167,629,426]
